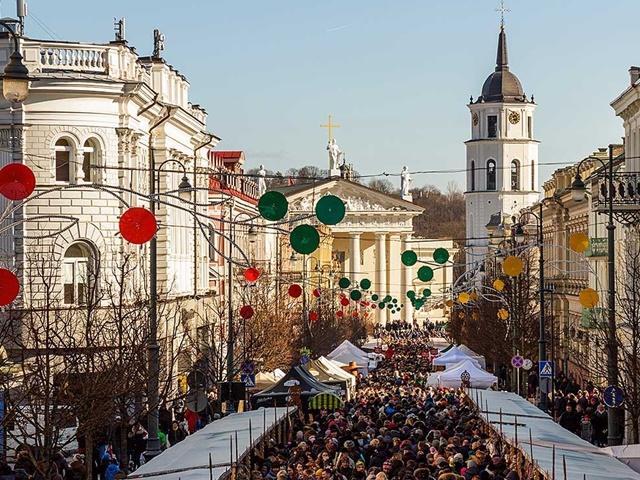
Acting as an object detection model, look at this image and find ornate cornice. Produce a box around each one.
[620,99,640,122]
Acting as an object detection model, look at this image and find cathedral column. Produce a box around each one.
[349,232,362,282]
[375,233,387,326]
[388,233,401,321]
[401,233,414,324]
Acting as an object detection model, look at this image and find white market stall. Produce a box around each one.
[437,359,497,388]
[432,346,480,369]
[327,340,370,376]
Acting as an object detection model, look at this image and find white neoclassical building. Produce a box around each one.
[0,24,216,376]
[465,25,540,267]
[277,177,459,326]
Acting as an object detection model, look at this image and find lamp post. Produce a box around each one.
[571,144,620,446]
[146,146,193,460]
[225,203,257,414]
[0,20,30,103]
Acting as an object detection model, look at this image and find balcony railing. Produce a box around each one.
[585,237,607,258]
[592,172,640,225]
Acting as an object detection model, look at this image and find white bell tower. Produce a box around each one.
[465,25,540,266]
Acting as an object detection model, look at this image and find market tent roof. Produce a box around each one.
[129,407,292,480]
[251,366,338,408]
[431,337,451,350]
[314,356,357,391]
[432,346,479,368]
[467,388,640,480]
[308,392,344,410]
[254,372,278,391]
[437,360,497,388]
[603,445,640,474]
[457,344,486,369]
[360,338,388,351]
[304,364,350,400]
[327,340,370,375]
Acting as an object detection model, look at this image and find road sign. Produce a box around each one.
[241,373,256,389]
[241,359,255,374]
[511,355,524,369]
[523,359,533,371]
[539,361,554,378]
[603,385,625,407]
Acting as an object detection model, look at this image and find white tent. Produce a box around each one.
[327,340,370,376]
[432,346,479,368]
[315,356,357,392]
[457,344,487,369]
[437,360,497,388]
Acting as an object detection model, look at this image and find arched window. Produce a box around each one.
[470,161,476,191]
[55,138,73,182]
[531,160,535,190]
[82,138,100,182]
[511,160,520,191]
[486,160,496,191]
[62,242,95,305]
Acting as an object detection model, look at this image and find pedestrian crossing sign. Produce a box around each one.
[539,361,553,378]
[241,373,256,389]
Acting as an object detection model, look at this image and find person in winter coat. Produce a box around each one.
[591,403,608,446]
[558,405,581,434]
[168,420,186,446]
[105,459,121,480]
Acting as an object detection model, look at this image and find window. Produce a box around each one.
[470,161,476,191]
[531,160,535,190]
[82,139,100,182]
[527,116,532,138]
[62,242,94,305]
[486,160,496,190]
[488,116,498,138]
[55,139,73,182]
[511,160,520,190]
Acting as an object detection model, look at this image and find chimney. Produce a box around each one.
[630,66,640,86]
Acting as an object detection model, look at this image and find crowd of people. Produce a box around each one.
[249,330,525,480]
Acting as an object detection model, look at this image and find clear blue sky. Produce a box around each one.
[18,0,640,191]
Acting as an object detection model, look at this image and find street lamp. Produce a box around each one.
[0,21,30,103]
[514,196,563,413]
[146,152,193,460]
[571,144,620,446]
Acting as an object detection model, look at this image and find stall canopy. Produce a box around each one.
[327,340,370,375]
[457,344,486,369]
[251,366,338,409]
[436,360,497,388]
[432,346,479,368]
[468,388,640,480]
[304,364,349,400]
[314,356,356,392]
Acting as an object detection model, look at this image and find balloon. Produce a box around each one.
[579,288,600,308]
[350,290,362,301]
[0,163,36,200]
[417,266,434,282]
[401,250,418,266]
[360,278,372,290]
[502,256,523,277]
[290,224,320,254]
[341,297,350,306]
[337,310,344,317]
[258,191,288,221]
[309,311,319,321]
[239,305,254,319]
[339,277,351,289]
[352,311,359,317]
[497,309,509,320]
[371,294,379,301]
[288,284,302,298]
[244,267,260,282]
[493,279,505,291]
[119,207,157,244]
[315,195,346,225]
[457,292,470,304]
[313,288,321,298]
[0,269,19,306]
[569,232,589,253]
[433,248,450,264]
[406,290,416,299]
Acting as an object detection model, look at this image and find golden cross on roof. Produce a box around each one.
[320,115,341,142]
[495,0,510,29]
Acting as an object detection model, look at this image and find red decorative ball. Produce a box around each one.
[313,288,321,298]
[309,311,319,321]
[239,305,254,319]
[244,267,260,282]
[340,297,349,307]
[119,207,157,244]
[0,163,36,200]
[0,269,19,306]
[336,310,344,318]
[352,311,359,317]
[288,284,302,298]
[363,312,369,318]
[371,304,377,309]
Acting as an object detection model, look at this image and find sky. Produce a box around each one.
[15,0,640,191]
